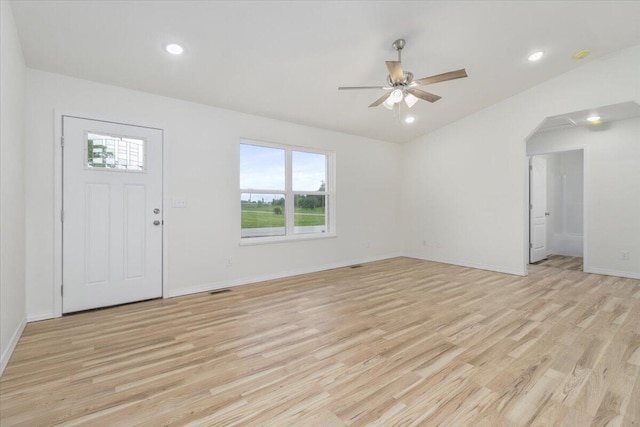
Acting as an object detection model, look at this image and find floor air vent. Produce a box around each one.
[210,289,231,295]
[350,265,363,269]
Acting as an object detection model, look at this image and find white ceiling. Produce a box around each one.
[10,1,640,143]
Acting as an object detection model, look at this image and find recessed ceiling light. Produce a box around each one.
[165,43,184,55]
[587,115,601,122]
[528,51,544,62]
[405,116,415,124]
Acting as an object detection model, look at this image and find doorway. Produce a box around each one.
[62,116,164,313]
[529,150,584,267]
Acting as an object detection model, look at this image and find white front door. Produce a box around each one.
[530,156,548,263]
[62,116,163,313]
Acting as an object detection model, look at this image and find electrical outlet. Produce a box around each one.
[225,257,232,267]
[621,251,630,261]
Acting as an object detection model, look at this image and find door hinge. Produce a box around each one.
[529,204,532,210]
[61,136,64,147]
[61,210,64,222]
[529,243,533,249]
[61,284,64,297]
[529,165,532,171]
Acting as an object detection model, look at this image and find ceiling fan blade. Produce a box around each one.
[406,88,442,103]
[413,69,468,86]
[386,61,404,84]
[338,86,389,90]
[368,92,392,108]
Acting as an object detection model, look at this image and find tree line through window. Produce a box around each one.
[240,141,332,239]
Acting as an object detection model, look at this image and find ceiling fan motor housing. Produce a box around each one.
[387,71,413,87]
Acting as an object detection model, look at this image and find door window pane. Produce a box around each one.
[241,193,286,238]
[240,144,285,190]
[292,151,326,192]
[87,132,145,171]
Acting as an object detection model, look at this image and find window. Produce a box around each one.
[240,140,333,240]
[86,132,145,171]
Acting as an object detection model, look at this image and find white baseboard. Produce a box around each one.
[27,312,56,322]
[167,252,403,298]
[585,267,640,280]
[0,316,27,377]
[405,253,527,277]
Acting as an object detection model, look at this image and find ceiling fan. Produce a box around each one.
[338,39,468,111]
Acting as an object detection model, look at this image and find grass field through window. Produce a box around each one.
[241,203,325,228]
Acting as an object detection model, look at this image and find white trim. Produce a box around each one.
[523,153,530,275]
[0,316,26,377]
[239,233,336,246]
[585,267,640,280]
[406,253,527,277]
[54,111,63,318]
[525,145,589,274]
[166,252,403,298]
[162,128,170,300]
[53,110,168,316]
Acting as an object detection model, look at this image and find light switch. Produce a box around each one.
[171,197,186,208]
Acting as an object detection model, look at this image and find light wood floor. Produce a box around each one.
[1,257,639,426]
[535,255,584,272]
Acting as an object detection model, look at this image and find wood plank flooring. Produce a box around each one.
[535,255,584,272]
[1,257,639,426]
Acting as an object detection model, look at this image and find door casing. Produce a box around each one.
[524,147,588,274]
[53,110,169,319]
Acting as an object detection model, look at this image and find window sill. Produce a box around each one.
[239,233,337,246]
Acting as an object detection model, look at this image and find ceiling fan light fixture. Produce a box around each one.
[404,93,419,108]
[382,98,394,110]
[389,89,404,104]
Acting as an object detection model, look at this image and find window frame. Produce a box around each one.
[239,138,336,245]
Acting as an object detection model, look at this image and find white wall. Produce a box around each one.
[402,45,640,276]
[528,118,640,278]
[1,1,27,374]
[24,69,403,319]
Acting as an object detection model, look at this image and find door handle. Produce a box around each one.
[545,212,550,216]
[153,220,161,226]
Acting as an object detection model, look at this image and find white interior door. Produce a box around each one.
[530,156,548,263]
[62,116,163,313]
